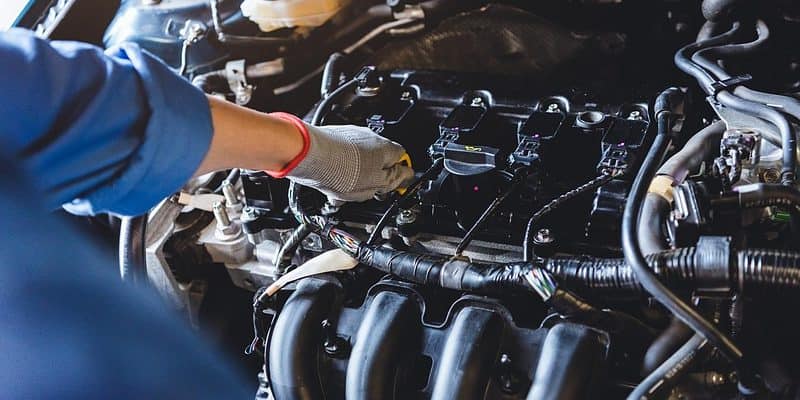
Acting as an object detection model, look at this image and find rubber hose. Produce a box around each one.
[627,334,708,400]
[320,53,347,98]
[641,317,695,375]
[638,194,672,256]
[622,88,746,368]
[701,0,749,22]
[658,120,726,183]
[685,21,795,182]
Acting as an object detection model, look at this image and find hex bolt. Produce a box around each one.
[221,180,240,206]
[546,103,561,113]
[396,209,417,224]
[628,110,642,120]
[534,228,555,244]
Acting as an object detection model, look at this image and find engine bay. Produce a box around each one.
[37,0,800,398]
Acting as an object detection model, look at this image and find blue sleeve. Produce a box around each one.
[0,28,213,216]
[0,159,252,399]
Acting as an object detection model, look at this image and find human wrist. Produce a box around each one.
[265,112,310,178]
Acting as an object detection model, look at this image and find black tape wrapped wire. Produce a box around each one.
[354,243,800,296]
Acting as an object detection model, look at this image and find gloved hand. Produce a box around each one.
[267,113,414,202]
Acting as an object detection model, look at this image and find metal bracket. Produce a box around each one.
[226,59,255,105]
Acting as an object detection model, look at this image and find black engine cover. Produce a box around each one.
[323,70,652,251]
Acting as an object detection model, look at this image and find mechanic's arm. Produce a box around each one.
[0,29,411,216]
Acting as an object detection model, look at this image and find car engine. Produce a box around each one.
[39,0,800,398]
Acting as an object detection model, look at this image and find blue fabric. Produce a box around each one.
[0,28,213,216]
[0,159,252,399]
[0,30,251,398]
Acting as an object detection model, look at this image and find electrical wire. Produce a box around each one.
[454,172,524,256]
[525,267,558,300]
[523,173,615,262]
[366,158,444,245]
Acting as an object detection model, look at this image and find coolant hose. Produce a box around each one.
[681,20,796,183]
[701,0,749,22]
[639,120,727,255]
[657,120,726,183]
[641,318,695,376]
[320,53,347,98]
[622,87,748,374]
[627,334,708,400]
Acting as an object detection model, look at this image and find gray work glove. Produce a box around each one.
[286,123,414,202]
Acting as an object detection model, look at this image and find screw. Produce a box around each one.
[400,91,412,100]
[321,320,348,357]
[221,180,240,206]
[213,201,231,227]
[498,354,517,394]
[471,97,484,107]
[396,209,417,224]
[546,103,561,113]
[533,228,554,244]
[628,110,642,120]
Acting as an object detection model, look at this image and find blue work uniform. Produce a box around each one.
[0,28,251,398]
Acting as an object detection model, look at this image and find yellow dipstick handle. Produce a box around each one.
[396,153,412,195]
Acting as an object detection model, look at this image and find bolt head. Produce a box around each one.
[471,97,484,106]
[533,228,554,244]
[546,103,561,113]
[627,110,642,120]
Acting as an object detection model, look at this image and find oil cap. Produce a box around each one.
[443,143,501,176]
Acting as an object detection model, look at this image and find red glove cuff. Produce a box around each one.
[265,112,310,178]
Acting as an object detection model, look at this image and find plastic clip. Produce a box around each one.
[709,74,752,95]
